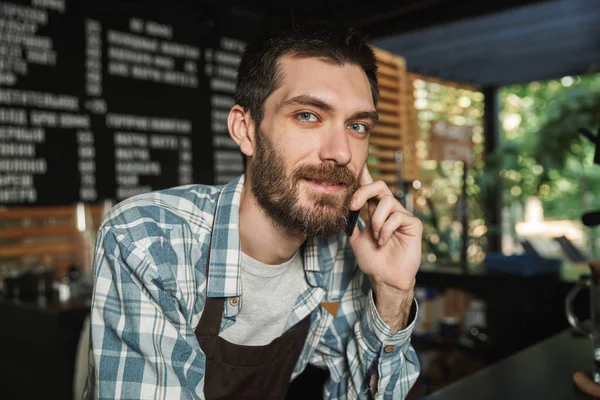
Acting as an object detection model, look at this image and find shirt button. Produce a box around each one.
[384,345,395,353]
[229,297,239,306]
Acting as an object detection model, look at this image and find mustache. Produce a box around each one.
[293,163,357,186]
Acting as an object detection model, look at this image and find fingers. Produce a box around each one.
[377,211,422,246]
[350,180,390,211]
[370,194,397,240]
[351,165,419,244]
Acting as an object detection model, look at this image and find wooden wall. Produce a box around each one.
[370,48,419,193]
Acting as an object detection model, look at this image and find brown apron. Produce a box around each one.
[195,242,312,400]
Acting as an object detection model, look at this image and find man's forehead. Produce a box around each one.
[272,54,375,111]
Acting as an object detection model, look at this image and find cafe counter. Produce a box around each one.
[423,328,593,400]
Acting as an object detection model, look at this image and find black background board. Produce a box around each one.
[0,0,269,206]
[205,11,265,185]
[84,0,212,202]
[0,0,86,205]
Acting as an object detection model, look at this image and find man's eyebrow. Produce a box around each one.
[351,111,379,124]
[280,95,379,123]
[280,95,335,113]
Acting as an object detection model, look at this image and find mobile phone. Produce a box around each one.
[346,210,360,237]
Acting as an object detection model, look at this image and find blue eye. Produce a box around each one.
[349,123,368,133]
[297,112,317,122]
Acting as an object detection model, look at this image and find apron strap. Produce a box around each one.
[196,204,227,337]
[197,297,226,336]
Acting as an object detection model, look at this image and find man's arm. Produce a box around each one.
[86,226,206,399]
[341,166,423,398]
[309,267,419,400]
[368,286,417,396]
[373,284,414,334]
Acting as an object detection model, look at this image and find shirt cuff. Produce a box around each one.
[360,289,418,353]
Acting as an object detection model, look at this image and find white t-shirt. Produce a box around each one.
[218,250,305,345]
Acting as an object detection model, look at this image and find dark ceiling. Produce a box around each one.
[206,0,600,87]
[371,0,600,87]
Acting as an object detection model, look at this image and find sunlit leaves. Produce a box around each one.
[490,72,600,221]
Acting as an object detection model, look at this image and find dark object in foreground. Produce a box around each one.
[582,211,600,228]
[286,364,329,400]
[346,210,360,236]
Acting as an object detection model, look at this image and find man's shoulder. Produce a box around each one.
[99,183,223,238]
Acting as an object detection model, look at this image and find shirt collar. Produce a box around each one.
[206,174,340,298]
[206,175,244,298]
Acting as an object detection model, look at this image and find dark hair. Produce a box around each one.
[235,22,379,128]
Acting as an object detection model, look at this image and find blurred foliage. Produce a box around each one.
[476,72,600,221]
[415,71,600,264]
[415,164,469,263]
[411,79,486,264]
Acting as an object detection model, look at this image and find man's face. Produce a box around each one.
[249,55,377,237]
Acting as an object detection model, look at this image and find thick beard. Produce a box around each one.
[250,129,361,237]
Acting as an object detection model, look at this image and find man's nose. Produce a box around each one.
[319,125,351,165]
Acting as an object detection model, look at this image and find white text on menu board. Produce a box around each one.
[0,0,86,203]
[107,17,198,200]
[207,37,246,185]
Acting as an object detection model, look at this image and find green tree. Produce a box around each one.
[476,72,600,248]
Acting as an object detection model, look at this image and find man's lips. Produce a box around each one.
[302,178,346,193]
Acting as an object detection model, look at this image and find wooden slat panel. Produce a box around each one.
[0,207,74,219]
[378,75,399,90]
[379,88,399,102]
[372,47,418,182]
[0,225,75,239]
[394,57,406,71]
[375,47,401,64]
[377,64,399,79]
[377,108,398,119]
[369,136,402,148]
[371,173,397,186]
[369,148,398,160]
[373,124,401,137]
[376,101,398,113]
[0,242,75,259]
[0,205,103,220]
[375,54,396,67]
[368,161,397,173]
[0,204,104,269]
[91,207,103,219]
[374,48,397,64]
[377,113,401,126]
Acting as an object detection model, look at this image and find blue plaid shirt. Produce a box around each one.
[86,175,420,399]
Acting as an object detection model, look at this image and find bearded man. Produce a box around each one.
[85,23,423,400]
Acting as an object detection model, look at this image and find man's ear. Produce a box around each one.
[228,105,256,157]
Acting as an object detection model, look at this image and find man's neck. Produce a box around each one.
[238,181,306,265]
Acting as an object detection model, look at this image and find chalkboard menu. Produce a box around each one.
[206,36,246,185]
[0,0,254,205]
